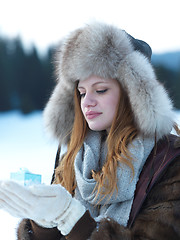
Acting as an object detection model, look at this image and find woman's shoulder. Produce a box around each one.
[145,153,180,205]
[151,134,180,183]
[128,134,180,227]
[144,134,180,186]
[130,139,180,239]
[141,133,180,204]
[150,134,180,187]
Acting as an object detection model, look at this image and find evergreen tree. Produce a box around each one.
[154,65,180,109]
[0,37,13,111]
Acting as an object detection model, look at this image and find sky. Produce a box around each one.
[0,0,180,54]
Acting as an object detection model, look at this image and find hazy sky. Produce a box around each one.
[0,0,180,54]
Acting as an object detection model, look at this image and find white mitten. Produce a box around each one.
[0,180,86,234]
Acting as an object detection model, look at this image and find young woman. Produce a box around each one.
[0,22,180,240]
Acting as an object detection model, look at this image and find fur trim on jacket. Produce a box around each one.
[43,22,175,144]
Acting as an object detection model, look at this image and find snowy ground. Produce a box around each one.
[0,110,180,239]
[0,111,58,239]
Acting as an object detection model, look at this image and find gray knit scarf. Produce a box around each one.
[74,130,154,226]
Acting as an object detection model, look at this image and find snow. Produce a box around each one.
[0,111,58,183]
[0,110,180,239]
[0,111,58,239]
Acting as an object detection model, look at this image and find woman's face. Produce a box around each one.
[78,75,120,132]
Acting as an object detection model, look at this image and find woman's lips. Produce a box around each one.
[85,111,102,119]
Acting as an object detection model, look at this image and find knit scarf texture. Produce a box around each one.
[74,130,154,226]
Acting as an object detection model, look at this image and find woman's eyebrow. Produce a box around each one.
[78,81,109,89]
[92,82,109,86]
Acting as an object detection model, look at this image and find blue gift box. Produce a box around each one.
[10,168,41,186]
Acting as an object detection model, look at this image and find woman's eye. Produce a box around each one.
[96,89,108,94]
[80,93,86,98]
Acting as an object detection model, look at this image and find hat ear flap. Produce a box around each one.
[43,82,75,143]
[43,39,76,144]
[117,52,174,138]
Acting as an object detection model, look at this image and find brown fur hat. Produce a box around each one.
[43,22,175,144]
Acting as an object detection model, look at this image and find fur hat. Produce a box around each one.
[43,22,175,143]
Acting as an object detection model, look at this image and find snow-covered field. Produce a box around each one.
[0,111,58,239]
[0,110,180,239]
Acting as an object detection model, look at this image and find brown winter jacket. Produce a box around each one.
[17,135,180,240]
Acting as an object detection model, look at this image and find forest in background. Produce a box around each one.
[0,36,55,113]
[0,35,180,114]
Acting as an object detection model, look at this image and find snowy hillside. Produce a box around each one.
[0,110,180,239]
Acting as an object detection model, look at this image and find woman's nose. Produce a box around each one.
[82,93,97,108]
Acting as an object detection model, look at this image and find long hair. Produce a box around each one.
[54,81,139,200]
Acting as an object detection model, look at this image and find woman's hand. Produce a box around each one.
[0,180,72,227]
[0,180,85,234]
